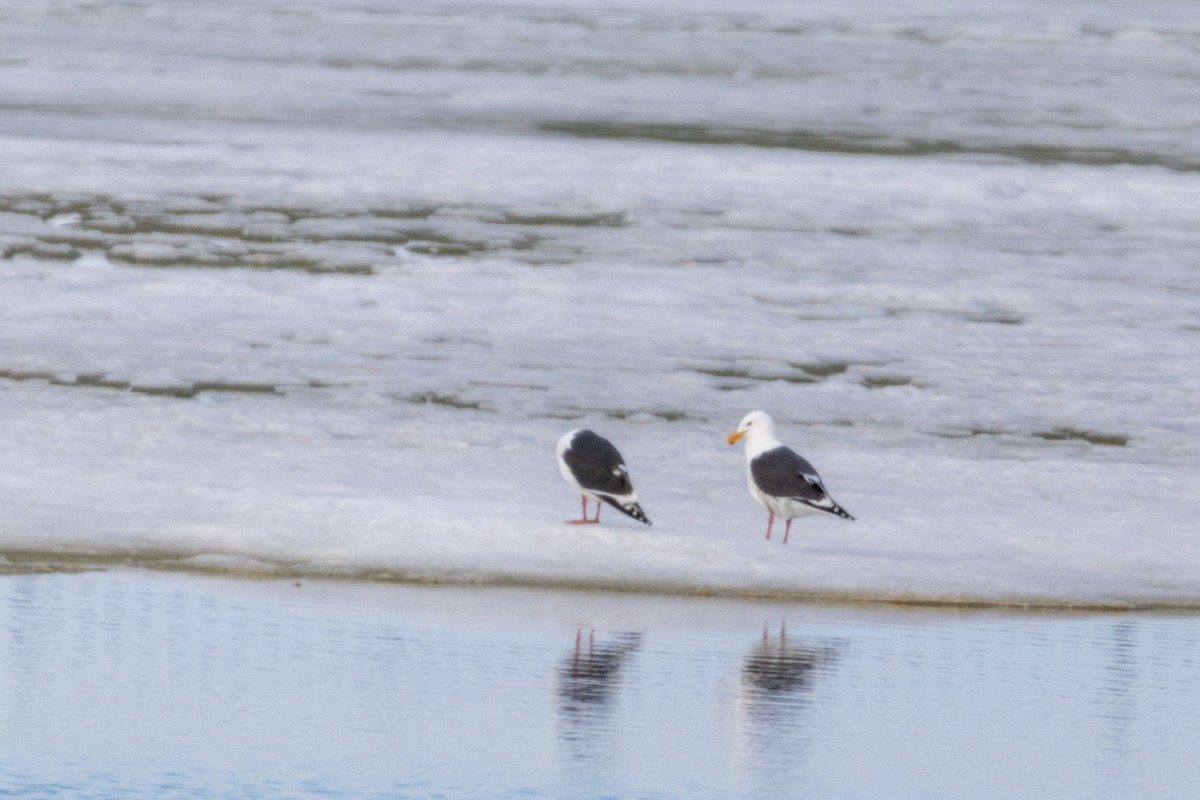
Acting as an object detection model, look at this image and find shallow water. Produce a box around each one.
[2,569,1197,799]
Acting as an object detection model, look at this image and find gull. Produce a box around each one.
[557,429,652,526]
[727,410,853,542]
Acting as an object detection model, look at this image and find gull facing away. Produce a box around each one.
[557,429,652,526]
[727,411,854,542]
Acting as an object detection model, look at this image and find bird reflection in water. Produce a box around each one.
[553,628,642,791]
[555,627,643,773]
[737,622,841,791]
[742,621,839,699]
[559,629,643,710]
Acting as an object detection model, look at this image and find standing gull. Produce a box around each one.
[557,429,652,526]
[727,410,853,542]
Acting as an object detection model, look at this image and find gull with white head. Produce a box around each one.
[727,411,854,542]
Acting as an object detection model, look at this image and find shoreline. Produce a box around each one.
[4,547,1197,614]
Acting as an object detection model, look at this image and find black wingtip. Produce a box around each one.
[624,503,653,527]
[804,500,855,521]
[601,496,652,526]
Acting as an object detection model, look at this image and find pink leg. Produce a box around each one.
[568,496,592,524]
[765,513,774,540]
[592,503,601,523]
[783,518,792,544]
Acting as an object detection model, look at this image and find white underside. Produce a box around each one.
[747,473,822,520]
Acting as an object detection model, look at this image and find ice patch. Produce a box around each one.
[2,0,1199,606]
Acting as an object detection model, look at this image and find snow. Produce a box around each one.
[1,0,1198,606]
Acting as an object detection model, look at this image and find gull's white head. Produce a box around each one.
[726,410,777,448]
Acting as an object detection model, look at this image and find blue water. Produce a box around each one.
[2,569,1198,799]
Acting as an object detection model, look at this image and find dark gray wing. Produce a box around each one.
[750,445,854,520]
[750,446,826,501]
[563,430,634,496]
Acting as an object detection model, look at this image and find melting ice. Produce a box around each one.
[1,0,1199,604]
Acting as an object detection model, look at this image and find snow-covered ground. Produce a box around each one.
[1,0,1198,605]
